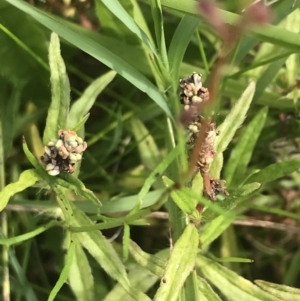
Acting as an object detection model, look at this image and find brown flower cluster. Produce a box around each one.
[41,130,87,176]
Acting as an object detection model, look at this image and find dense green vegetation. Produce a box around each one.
[1,0,300,300]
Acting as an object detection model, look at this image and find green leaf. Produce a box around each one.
[47,238,75,301]
[67,71,117,130]
[216,81,256,154]
[253,57,287,103]
[154,224,198,301]
[70,202,151,301]
[0,221,59,246]
[211,81,256,178]
[4,0,172,119]
[246,161,300,184]
[43,32,70,144]
[197,255,281,301]
[201,182,260,222]
[255,280,300,301]
[197,277,222,301]
[57,174,102,206]
[131,117,161,170]
[69,240,95,301]
[96,0,157,55]
[95,0,138,45]
[150,0,169,70]
[71,113,90,133]
[129,240,165,277]
[224,107,268,187]
[168,15,200,83]
[162,176,197,214]
[200,212,235,249]
[0,169,40,212]
[103,265,158,301]
[137,146,179,208]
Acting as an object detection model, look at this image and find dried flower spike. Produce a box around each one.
[179,72,228,201]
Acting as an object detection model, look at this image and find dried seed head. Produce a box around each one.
[41,129,87,176]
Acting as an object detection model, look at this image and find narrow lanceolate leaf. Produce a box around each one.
[201,182,260,222]
[162,176,197,214]
[246,160,300,184]
[224,107,268,187]
[67,71,117,130]
[154,224,198,301]
[197,256,281,301]
[58,173,101,206]
[200,212,235,249]
[211,81,256,178]
[197,277,222,301]
[47,239,75,301]
[69,240,95,301]
[129,240,165,277]
[255,280,300,301]
[43,32,70,144]
[215,81,256,154]
[69,202,151,301]
[103,266,159,301]
[0,169,40,212]
[131,118,161,170]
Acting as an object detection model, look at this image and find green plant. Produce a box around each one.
[1,0,300,300]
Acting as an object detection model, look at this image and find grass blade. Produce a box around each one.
[98,0,157,55]
[168,15,200,84]
[4,0,172,119]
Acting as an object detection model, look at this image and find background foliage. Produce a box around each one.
[1,0,300,300]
